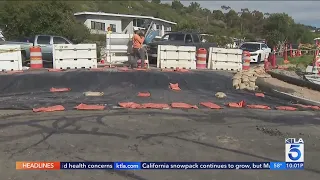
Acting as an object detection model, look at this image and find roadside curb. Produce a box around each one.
[267,70,320,91]
[256,78,320,106]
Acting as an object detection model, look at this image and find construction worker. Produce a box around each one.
[132,29,145,68]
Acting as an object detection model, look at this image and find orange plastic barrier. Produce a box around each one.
[310,106,320,110]
[227,100,245,108]
[137,92,151,97]
[141,103,170,109]
[255,93,265,98]
[75,103,105,110]
[175,68,189,72]
[171,102,198,109]
[90,68,105,71]
[6,70,24,74]
[200,102,222,109]
[118,67,130,72]
[169,83,181,91]
[33,105,65,112]
[134,68,148,71]
[246,104,271,110]
[161,69,174,72]
[275,106,297,111]
[50,87,71,92]
[48,69,63,72]
[118,102,142,109]
[293,104,320,110]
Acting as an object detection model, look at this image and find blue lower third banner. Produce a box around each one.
[61,162,271,170]
[59,162,303,170]
[270,162,304,170]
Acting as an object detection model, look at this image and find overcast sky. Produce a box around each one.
[172,1,320,27]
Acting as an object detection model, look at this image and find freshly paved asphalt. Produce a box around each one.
[0,70,319,180]
[0,109,320,180]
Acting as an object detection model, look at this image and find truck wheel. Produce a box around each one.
[257,54,261,64]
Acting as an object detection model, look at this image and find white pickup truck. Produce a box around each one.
[240,42,271,63]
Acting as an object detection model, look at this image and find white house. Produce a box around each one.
[74,12,176,38]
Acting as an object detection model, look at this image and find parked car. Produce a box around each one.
[239,42,271,63]
[0,35,72,67]
[146,32,217,64]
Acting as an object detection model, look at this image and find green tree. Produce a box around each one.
[212,10,225,21]
[151,0,161,4]
[225,10,239,29]
[263,13,294,46]
[171,0,184,10]
[186,2,201,13]
[0,0,89,43]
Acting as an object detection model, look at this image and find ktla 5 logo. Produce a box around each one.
[285,138,304,162]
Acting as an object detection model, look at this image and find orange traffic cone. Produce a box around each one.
[283,46,289,64]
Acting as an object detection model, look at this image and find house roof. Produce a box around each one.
[74,12,177,25]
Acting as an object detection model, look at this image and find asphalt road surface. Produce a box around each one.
[0,70,319,180]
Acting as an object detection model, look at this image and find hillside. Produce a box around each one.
[0,0,318,47]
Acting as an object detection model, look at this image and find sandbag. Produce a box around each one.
[246,86,255,91]
[233,74,241,79]
[249,81,255,88]
[246,72,254,77]
[239,83,246,90]
[242,76,249,82]
[233,79,240,87]
[215,92,227,98]
[249,76,257,82]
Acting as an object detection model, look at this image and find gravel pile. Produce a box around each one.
[232,66,271,91]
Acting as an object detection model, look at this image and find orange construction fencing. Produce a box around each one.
[169,83,181,91]
[33,105,65,112]
[174,68,189,72]
[6,70,24,74]
[200,102,222,109]
[255,93,265,98]
[75,103,105,110]
[137,92,151,97]
[275,106,297,111]
[134,68,148,71]
[293,104,320,110]
[118,67,131,72]
[141,103,170,109]
[227,100,245,108]
[246,104,271,110]
[161,69,174,72]
[171,102,198,109]
[48,69,63,72]
[89,68,106,71]
[118,102,142,109]
[28,101,320,112]
[50,87,71,92]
